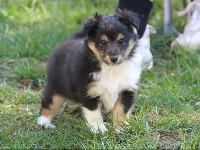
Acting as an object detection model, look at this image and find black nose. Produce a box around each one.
[109,56,118,63]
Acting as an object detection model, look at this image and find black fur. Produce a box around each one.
[114,9,139,32]
[41,38,100,109]
[40,10,139,112]
[75,13,103,38]
[76,10,139,39]
[121,90,135,114]
[118,0,153,38]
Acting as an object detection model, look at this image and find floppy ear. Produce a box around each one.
[81,13,102,37]
[115,9,140,32]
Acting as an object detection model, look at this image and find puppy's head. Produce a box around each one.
[83,9,139,65]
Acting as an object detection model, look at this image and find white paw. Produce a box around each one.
[90,124,108,133]
[37,116,56,128]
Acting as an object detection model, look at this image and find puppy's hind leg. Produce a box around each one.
[37,89,65,128]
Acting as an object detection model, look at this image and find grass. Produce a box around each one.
[0,0,200,149]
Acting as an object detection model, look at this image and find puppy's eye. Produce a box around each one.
[118,39,125,45]
[99,40,107,47]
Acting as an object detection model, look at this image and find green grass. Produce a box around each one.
[0,0,200,149]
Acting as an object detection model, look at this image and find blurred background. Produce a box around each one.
[0,1,199,149]
[0,0,186,59]
[0,0,189,88]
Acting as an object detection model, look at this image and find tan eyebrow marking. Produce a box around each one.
[100,35,109,42]
[116,33,124,41]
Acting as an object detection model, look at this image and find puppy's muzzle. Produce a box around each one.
[109,55,119,63]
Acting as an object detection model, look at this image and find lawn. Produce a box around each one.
[0,0,200,149]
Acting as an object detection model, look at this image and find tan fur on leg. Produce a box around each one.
[40,94,66,117]
[37,94,66,128]
[112,99,132,132]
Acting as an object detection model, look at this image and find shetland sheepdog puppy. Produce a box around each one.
[37,9,143,133]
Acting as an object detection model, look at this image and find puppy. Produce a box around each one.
[37,9,142,133]
[171,0,200,51]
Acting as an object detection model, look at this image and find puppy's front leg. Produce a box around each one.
[113,90,135,132]
[82,98,108,133]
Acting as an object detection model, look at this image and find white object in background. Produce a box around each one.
[136,24,156,70]
[171,0,200,51]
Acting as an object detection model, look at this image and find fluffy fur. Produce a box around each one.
[37,9,142,132]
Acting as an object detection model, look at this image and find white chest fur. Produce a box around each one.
[87,53,143,112]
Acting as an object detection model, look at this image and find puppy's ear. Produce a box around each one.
[82,13,102,37]
[115,9,140,32]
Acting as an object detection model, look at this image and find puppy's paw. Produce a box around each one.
[37,116,56,128]
[90,124,108,133]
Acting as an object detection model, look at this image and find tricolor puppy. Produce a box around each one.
[37,9,142,133]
